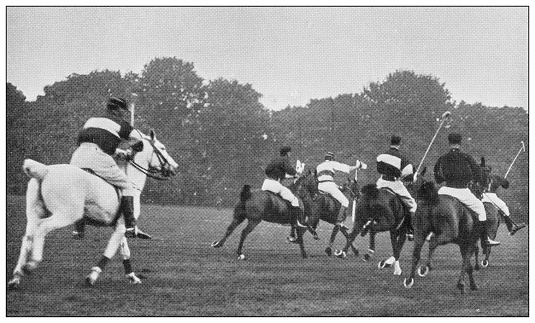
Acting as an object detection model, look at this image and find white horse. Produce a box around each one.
[7,130,178,289]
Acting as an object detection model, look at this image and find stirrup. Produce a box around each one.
[484,237,500,246]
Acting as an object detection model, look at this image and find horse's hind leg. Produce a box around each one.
[211,214,246,248]
[363,232,376,262]
[236,219,261,260]
[119,237,141,284]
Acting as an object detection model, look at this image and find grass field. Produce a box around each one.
[5,195,529,316]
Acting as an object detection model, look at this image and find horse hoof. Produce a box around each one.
[481,260,489,268]
[418,265,430,277]
[457,282,465,293]
[403,277,414,289]
[334,250,346,259]
[351,247,359,257]
[363,254,371,262]
[287,236,299,244]
[126,273,142,284]
[7,278,21,290]
[470,284,479,291]
[85,275,96,286]
[237,254,246,260]
[22,261,38,275]
[325,247,332,256]
[211,241,222,248]
[378,260,391,269]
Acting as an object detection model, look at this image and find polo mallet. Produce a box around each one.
[352,160,367,222]
[415,111,452,176]
[129,93,138,126]
[504,141,525,179]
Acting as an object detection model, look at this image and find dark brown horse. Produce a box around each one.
[474,201,500,268]
[335,182,411,275]
[211,174,315,259]
[403,176,488,294]
[288,171,360,256]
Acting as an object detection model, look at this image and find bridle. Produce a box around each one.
[128,136,173,181]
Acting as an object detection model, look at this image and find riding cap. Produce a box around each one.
[107,97,129,111]
[280,146,292,156]
[325,152,335,160]
[448,133,462,144]
[390,135,401,146]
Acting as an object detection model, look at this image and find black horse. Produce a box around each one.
[211,174,316,259]
[288,171,360,257]
[403,159,490,294]
[335,181,412,276]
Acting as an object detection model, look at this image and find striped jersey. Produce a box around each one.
[316,160,352,182]
[376,147,414,179]
[77,111,134,155]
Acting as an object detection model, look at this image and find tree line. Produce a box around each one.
[6,57,529,221]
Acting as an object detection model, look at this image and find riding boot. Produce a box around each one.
[72,219,86,239]
[406,212,415,241]
[335,206,348,229]
[480,220,500,246]
[293,206,319,240]
[121,196,152,239]
[503,215,526,236]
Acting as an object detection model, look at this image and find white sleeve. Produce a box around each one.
[333,161,351,174]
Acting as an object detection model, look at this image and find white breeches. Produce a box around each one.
[482,193,510,216]
[438,186,486,221]
[376,178,417,213]
[261,178,299,207]
[318,181,349,207]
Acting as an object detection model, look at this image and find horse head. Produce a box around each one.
[414,167,439,204]
[293,168,318,198]
[131,130,179,180]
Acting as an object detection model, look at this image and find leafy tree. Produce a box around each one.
[6,83,27,194]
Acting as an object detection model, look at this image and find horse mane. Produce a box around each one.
[361,184,379,199]
[417,181,439,204]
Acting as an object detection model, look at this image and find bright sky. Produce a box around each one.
[6,6,528,111]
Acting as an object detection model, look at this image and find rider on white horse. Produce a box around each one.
[70,97,149,239]
[316,152,363,228]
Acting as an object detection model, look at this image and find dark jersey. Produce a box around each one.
[77,111,133,155]
[265,156,297,181]
[376,147,413,179]
[434,148,481,188]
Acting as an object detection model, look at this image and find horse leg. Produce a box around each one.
[403,231,426,289]
[236,219,261,260]
[86,225,124,285]
[456,244,473,294]
[325,225,340,256]
[27,209,78,273]
[296,227,308,259]
[364,231,376,262]
[211,214,246,248]
[120,237,141,284]
[339,226,359,256]
[335,224,360,259]
[287,224,298,243]
[391,230,407,275]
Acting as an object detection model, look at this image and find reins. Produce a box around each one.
[128,133,173,181]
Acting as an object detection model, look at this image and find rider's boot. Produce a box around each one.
[406,211,415,241]
[480,220,500,246]
[122,196,152,239]
[293,206,319,240]
[503,215,526,236]
[335,206,348,229]
[72,219,86,239]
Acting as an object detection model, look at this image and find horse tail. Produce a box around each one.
[361,184,379,199]
[22,159,49,181]
[240,185,252,202]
